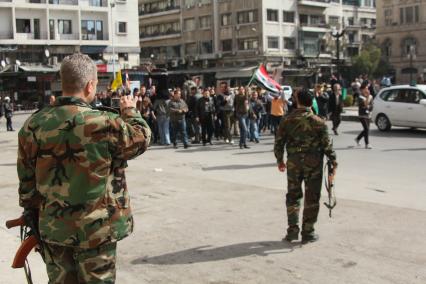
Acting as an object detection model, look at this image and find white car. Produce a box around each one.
[372,84,426,131]
[281,85,293,100]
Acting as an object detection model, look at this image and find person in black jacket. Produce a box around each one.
[328,84,344,135]
[3,96,14,131]
[355,83,374,149]
[196,89,215,146]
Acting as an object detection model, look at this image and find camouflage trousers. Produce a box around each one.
[286,153,323,237]
[43,241,117,284]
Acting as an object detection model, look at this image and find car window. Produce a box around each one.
[380,90,399,102]
[406,90,425,104]
[393,89,411,103]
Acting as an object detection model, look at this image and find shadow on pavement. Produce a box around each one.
[202,163,276,171]
[382,148,426,152]
[0,163,17,167]
[233,150,273,155]
[131,241,297,265]
[343,128,426,138]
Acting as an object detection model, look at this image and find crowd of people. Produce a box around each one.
[88,73,382,150]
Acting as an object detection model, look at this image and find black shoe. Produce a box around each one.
[209,141,213,145]
[184,144,189,149]
[173,143,178,149]
[255,139,259,143]
[239,144,243,149]
[282,233,299,242]
[301,234,319,244]
[333,129,338,135]
[203,142,206,146]
[243,144,250,149]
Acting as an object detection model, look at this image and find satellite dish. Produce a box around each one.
[15,60,21,66]
[45,49,50,58]
[5,57,10,65]
[1,60,5,68]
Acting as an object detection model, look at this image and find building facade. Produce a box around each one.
[0,0,140,106]
[376,0,425,84]
[139,0,376,86]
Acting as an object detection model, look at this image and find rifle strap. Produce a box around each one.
[24,259,34,284]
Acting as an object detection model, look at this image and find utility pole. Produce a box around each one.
[331,27,345,74]
[408,45,416,84]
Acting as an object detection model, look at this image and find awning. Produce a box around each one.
[19,65,60,73]
[80,45,107,54]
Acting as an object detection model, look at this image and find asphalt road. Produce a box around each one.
[0,113,425,284]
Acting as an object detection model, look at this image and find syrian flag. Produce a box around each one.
[251,64,281,94]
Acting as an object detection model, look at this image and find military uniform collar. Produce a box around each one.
[295,107,313,114]
[55,96,92,108]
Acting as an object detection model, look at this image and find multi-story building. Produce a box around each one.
[0,0,140,105]
[139,0,376,86]
[376,0,425,84]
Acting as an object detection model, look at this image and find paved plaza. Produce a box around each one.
[0,114,425,284]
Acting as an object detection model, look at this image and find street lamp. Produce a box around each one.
[408,45,416,84]
[110,0,116,79]
[331,27,345,63]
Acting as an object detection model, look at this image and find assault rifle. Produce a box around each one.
[324,159,337,218]
[5,210,44,284]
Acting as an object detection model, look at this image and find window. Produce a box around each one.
[89,0,104,7]
[283,11,295,23]
[118,53,128,61]
[415,6,419,23]
[82,20,103,40]
[364,0,372,7]
[400,8,404,24]
[237,10,258,24]
[140,21,180,37]
[384,9,392,26]
[405,6,414,24]
[238,38,258,50]
[267,36,279,49]
[200,40,213,54]
[185,42,197,55]
[299,14,308,25]
[184,18,195,31]
[380,90,399,102]
[58,20,72,34]
[221,13,232,26]
[222,39,232,52]
[382,39,391,57]
[329,16,339,26]
[402,38,417,56]
[267,9,278,22]
[16,19,31,33]
[199,16,211,29]
[348,17,354,26]
[118,22,127,34]
[184,0,196,8]
[284,37,295,50]
[362,34,370,42]
[407,90,425,104]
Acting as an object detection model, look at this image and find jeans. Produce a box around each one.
[238,115,249,146]
[357,117,370,145]
[270,115,282,135]
[157,115,171,145]
[222,111,233,141]
[6,116,13,131]
[249,118,260,141]
[171,119,188,146]
[201,115,214,144]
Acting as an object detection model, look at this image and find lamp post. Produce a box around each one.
[331,27,345,70]
[110,0,116,80]
[408,45,416,84]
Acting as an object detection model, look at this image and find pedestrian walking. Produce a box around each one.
[274,88,337,244]
[3,96,14,131]
[235,86,250,149]
[16,53,151,283]
[267,91,287,135]
[355,83,374,149]
[217,82,235,144]
[169,89,189,149]
[153,91,171,145]
[328,83,344,135]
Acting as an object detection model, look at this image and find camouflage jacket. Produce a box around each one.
[17,96,151,249]
[274,108,337,166]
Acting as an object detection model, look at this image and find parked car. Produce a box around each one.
[281,85,293,100]
[372,84,426,131]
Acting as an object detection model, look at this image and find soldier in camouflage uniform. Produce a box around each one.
[17,53,151,283]
[274,89,337,244]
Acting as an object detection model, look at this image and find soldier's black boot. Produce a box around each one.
[301,234,319,244]
[282,226,299,242]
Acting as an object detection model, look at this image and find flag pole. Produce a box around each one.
[246,66,258,88]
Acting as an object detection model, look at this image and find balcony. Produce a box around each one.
[140,30,181,41]
[50,33,79,40]
[300,23,330,33]
[79,0,108,8]
[15,32,47,40]
[48,0,78,5]
[298,0,330,8]
[139,5,180,17]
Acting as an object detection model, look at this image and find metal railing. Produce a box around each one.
[139,5,180,16]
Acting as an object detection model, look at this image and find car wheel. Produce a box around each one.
[376,114,391,131]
